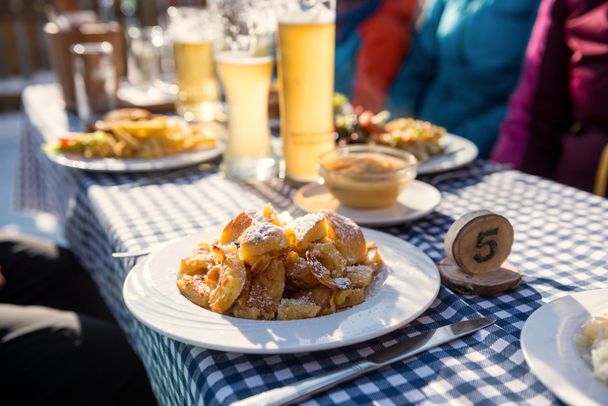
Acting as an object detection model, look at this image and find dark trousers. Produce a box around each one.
[0,233,156,406]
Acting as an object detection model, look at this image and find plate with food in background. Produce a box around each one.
[521,289,608,406]
[43,108,225,172]
[294,145,442,227]
[333,94,478,175]
[123,205,440,354]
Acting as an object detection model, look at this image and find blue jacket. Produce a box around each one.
[387,0,540,157]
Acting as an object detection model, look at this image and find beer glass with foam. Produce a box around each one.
[275,0,336,184]
[168,7,221,122]
[210,0,277,180]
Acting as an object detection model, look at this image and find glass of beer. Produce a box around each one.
[168,7,221,122]
[275,0,336,184]
[209,0,277,180]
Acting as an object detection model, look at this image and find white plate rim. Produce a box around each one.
[44,141,224,173]
[123,227,441,354]
[417,134,478,175]
[293,180,442,227]
[520,289,608,406]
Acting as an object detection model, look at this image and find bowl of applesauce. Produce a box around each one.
[318,145,418,209]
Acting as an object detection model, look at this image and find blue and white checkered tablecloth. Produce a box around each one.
[15,85,608,405]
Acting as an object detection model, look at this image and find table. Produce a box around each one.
[16,84,608,405]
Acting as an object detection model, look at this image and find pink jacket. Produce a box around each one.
[491,0,608,193]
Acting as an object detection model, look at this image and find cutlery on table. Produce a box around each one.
[232,317,495,406]
[112,249,154,258]
[427,164,511,186]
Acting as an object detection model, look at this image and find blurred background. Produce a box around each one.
[0,0,207,243]
[0,0,209,110]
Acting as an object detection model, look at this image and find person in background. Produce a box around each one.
[491,0,608,195]
[0,233,156,405]
[335,0,419,113]
[387,0,541,158]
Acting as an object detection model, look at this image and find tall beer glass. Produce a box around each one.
[275,0,336,184]
[210,0,276,180]
[168,7,221,122]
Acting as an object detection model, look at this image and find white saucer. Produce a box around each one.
[521,289,608,406]
[293,180,441,227]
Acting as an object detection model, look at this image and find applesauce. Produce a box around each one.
[318,146,417,209]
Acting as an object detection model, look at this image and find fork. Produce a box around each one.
[426,163,512,186]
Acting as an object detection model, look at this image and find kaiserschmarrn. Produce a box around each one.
[176,205,383,320]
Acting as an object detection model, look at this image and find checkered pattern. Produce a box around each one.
[15,85,608,405]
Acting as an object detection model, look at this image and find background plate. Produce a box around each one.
[45,141,224,173]
[521,289,608,406]
[417,134,478,175]
[123,227,440,354]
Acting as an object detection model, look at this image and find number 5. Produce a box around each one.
[474,228,498,263]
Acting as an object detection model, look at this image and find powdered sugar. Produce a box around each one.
[307,254,331,278]
[280,296,314,306]
[324,211,362,242]
[333,277,351,289]
[287,213,324,242]
[278,211,294,225]
[346,265,372,273]
[240,221,286,246]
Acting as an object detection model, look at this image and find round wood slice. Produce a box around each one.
[438,257,521,296]
[445,210,514,274]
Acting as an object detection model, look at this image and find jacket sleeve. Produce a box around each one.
[491,0,571,174]
[353,0,418,112]
[385,0,444,118]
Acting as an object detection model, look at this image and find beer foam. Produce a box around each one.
[214,52,274,65]
[277,6,335,25]
[170,27,215,42]
[173,38,214,45]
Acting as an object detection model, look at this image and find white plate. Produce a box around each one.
[417,134,478,175]
[123,227,440,354]
[521,289,608,406]
[44,142,224,173]
[117,83,176,109]
[293,181,441,227]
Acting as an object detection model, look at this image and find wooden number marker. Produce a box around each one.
[438,258,521,296]
[445,210,513,274]
[439,210,521,295]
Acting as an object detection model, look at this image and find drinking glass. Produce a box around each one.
[157,29,178,96]
[209,0,276,180]
[126,25,163,90]
[71,41,117,123]
[45,21,123,111]
[168,6,221,122]
[275,0,336,184]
